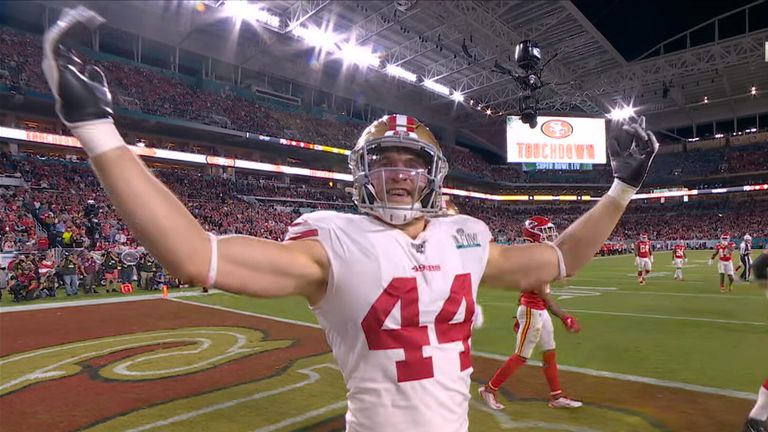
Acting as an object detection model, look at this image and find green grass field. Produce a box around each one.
[3,250,766,393]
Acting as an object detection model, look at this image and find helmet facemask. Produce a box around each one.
[536,225,559,243]
[523,216,558,243]
[350,138,448,225]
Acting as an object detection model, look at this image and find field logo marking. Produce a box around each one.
[123,363,341,432]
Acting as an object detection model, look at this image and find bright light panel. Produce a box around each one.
[607,105,635,120]
[338,43,380,67]
[451,91,464,102]
[223,1,280,28]
[252,8,280,27]
[385,64,418,82]
[292,26,340,52]
[422,80,450,96]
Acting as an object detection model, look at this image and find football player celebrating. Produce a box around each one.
[478,217,582,410]
[743,252,768,432]
[635,233,653,285]
[672,240,687,281]
[709,232,737,293]
[41,8,659,432]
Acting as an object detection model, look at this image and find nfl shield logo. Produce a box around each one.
[411,241,426,254]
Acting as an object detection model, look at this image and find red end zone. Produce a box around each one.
[0,299,330,431]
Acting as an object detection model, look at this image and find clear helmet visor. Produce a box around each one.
[368,166,429,206]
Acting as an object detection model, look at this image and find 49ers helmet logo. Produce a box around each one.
[541,119,573,139]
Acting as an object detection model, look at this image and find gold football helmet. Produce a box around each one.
[349,114,449,224]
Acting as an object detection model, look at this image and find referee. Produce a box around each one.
[739,234,753,281]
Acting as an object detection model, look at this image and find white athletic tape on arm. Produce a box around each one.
[205,232,218,288]
[70,120,126,157]
[605,179,637,206]
[544,241,567,281]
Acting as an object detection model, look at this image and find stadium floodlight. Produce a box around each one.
[251,8,280,27]
[385,64,418,82]
[607,105,635,120]
[338,43,381,67]
[751,86,757,95]
[422,80,451,96]
[222,1,280,28]
[451,91,464,102]
[292,25,340,52]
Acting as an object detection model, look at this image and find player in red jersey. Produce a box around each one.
[709,232,737,293]
[635,233,653,285]
[672,240,687,281]
[478,216,583,410]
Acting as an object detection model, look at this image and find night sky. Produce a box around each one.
[572,0,767,60]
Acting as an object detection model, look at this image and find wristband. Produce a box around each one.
[606,179,637,206]
[205,232,218,288]
[70,119,126,157]
[544,241,567,281]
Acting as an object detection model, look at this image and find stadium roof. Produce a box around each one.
[15,0,768,134]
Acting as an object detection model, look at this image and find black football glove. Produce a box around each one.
[41,7,113,127]
[607,116,659,188]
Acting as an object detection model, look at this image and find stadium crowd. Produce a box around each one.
[3,151,764,249]
[2,149,765,301]
[3,25,766,187]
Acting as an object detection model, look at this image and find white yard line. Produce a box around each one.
[0,290,213,313]
[589,290,763,299]
[251,401,347,432]
[483,302,767,326]
[124,364,340,432]
[470,400,601,431]
[170,297,323,329]
[564,308,768,326]
[487,285,763,299]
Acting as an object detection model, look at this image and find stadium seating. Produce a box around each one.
[2,151,764,250]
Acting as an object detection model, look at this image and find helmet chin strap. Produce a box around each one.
[372,202,424,225]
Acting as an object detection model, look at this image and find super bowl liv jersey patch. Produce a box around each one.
[284,211,492,432]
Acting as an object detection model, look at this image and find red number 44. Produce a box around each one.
[361,274,475,383]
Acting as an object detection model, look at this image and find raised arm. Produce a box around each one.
[42,8,328,302]
[483,118,658,292]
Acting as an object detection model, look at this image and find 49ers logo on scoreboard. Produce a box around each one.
[541,119,573,139]
[506,115,607,164]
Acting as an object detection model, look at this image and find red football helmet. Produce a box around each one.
[720,232,730,243]
[523,216,558,243]
[639,233,649,242]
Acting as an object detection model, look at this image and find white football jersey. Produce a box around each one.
[285,211,492,432]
